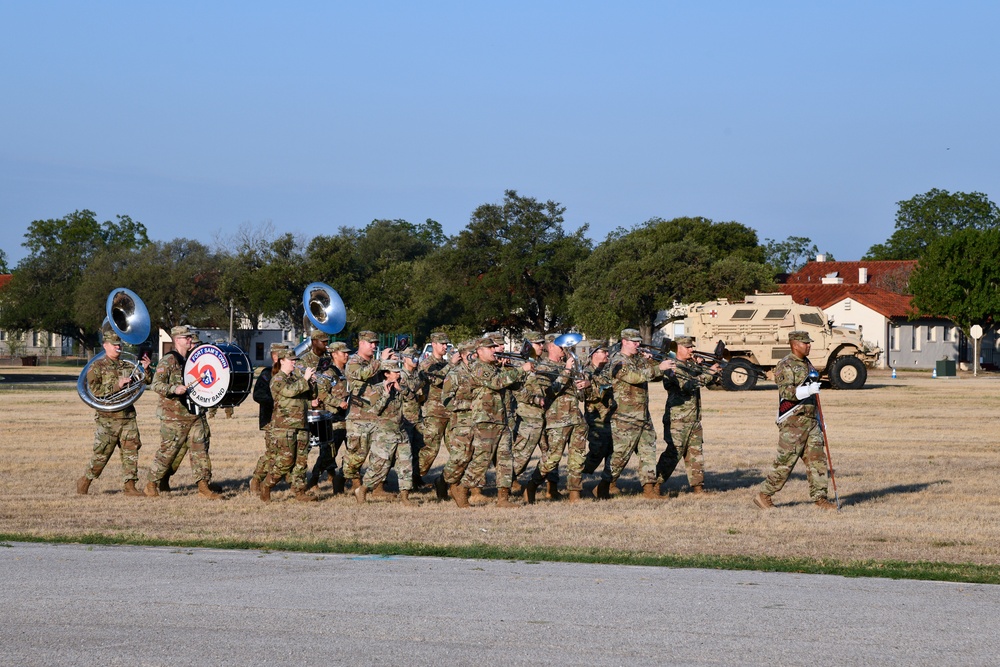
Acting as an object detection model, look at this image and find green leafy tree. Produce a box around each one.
[865,189,1000,260]
[75,239,226,338]
[763,236,831,273]
[569,217,775,341]
[0,210,149,348]
[435,190,591,337]
[0,248,9,273]
[909,228,1000,334]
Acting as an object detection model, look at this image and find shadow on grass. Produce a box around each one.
[838,480,949,507]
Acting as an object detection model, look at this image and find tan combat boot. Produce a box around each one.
[347,477,361,492]
[495,488,517,509]
[76,476,91,495]
[510,480,523,496]
[399,490,414,507]
[123,480,144,498]
[815,497,837,511]
[752,492,775,510]
[690,484,705,494]
[249,477,261,495]
[198,480,221,500]
[642,483,661,499]
[354,484,368,504]
[371,484,396,500]
[546,479,562,500]
[523,479,540,504]
[451,484,470,508]
[568,490,582,504]
[259,475,276,502]
[144,481,160,498]
[469,487,490,506]
[294,489,318,502]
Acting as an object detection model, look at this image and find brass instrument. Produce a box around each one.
[76,288,151,412]
[293,282,347,357]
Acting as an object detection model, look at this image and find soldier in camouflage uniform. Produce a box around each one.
[523,335,591,504]
[595,328,675,500]
[298,330,339,489]
[319,341,350,493]
[656,335,720,494]
[453,337,531,508]
[434,341,476,501]
[259,348,318,502]
[510,332,559,497]
[415,332,453,484]
[145,326,221,499]
[340,330,395,494]
[355,359,416,505]
[249,343,287,494]
[582,340,617,488]
[754,331,837,510]
[76,329,153,497]
[397,346,425,486]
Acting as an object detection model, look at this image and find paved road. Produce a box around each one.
[2,542,997,666]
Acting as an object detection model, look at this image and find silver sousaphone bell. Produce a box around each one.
[293,282,347,357]
[76,288,152,412]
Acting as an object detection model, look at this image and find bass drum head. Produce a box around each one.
[183,343,253,409]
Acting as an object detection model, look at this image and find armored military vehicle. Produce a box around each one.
[681,293,880,391]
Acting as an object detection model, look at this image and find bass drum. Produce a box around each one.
[183,342,254,409]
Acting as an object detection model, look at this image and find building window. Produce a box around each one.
[0,330,5,342]
[912,326,921,351]
[255,342,264,361]
[950,326,959,342]
[32,331,39,347]
[890,325,899,351]
[927,326,936,343]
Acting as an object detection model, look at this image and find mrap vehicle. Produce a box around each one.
[681,293,880,391]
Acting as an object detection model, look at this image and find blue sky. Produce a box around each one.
[2,1,997,267]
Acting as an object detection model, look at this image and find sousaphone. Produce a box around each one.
[76,288,152,412]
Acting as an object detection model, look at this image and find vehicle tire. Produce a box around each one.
[829,355,867,390]
[721,358,758,391]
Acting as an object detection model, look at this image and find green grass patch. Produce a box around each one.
[3,531,998,585]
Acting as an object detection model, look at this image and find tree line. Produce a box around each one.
[4,187,996,351]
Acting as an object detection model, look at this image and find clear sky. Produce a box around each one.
[2,1,997,267]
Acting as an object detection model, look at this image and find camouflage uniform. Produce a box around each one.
[269,366,317,491]
[398,360,425,474]
[361,376,413,491]
[441,358,476,485]
[416,350,452,475]
[148,351,213,485]
[582,360,615,476]
[82,355,153,484]
[657,357,719,489]
[758,353,829,501]
[526,360,588,492]
[251,364,277,484]
[341,351,384,481]
[511,368,553,483]
[459,359,525,490]
[602,350,664,486]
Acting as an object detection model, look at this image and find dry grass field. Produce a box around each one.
[2,365,999,570]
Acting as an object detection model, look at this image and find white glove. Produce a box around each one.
[795,382,821,400]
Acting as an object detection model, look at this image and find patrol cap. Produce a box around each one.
[524,330,544,344]
[620,328,643,342]
[103,330,122,345]
[789,330,814,343]
[490,335,506,347]
[588,339,609,355]
[328,341,348,354]
[457,339,476,354]
[544,333,559,344]
[358,330,379,343]
[170,325,194,338]
[190,332,202,344]
[381,359,403,373]
[275,348,295,360]
[675,335,696,348]
[475,336,495,349]
[310,328,329,342]
[269,342,289,354]
[430,332,451,344]
[401,345,418,357]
